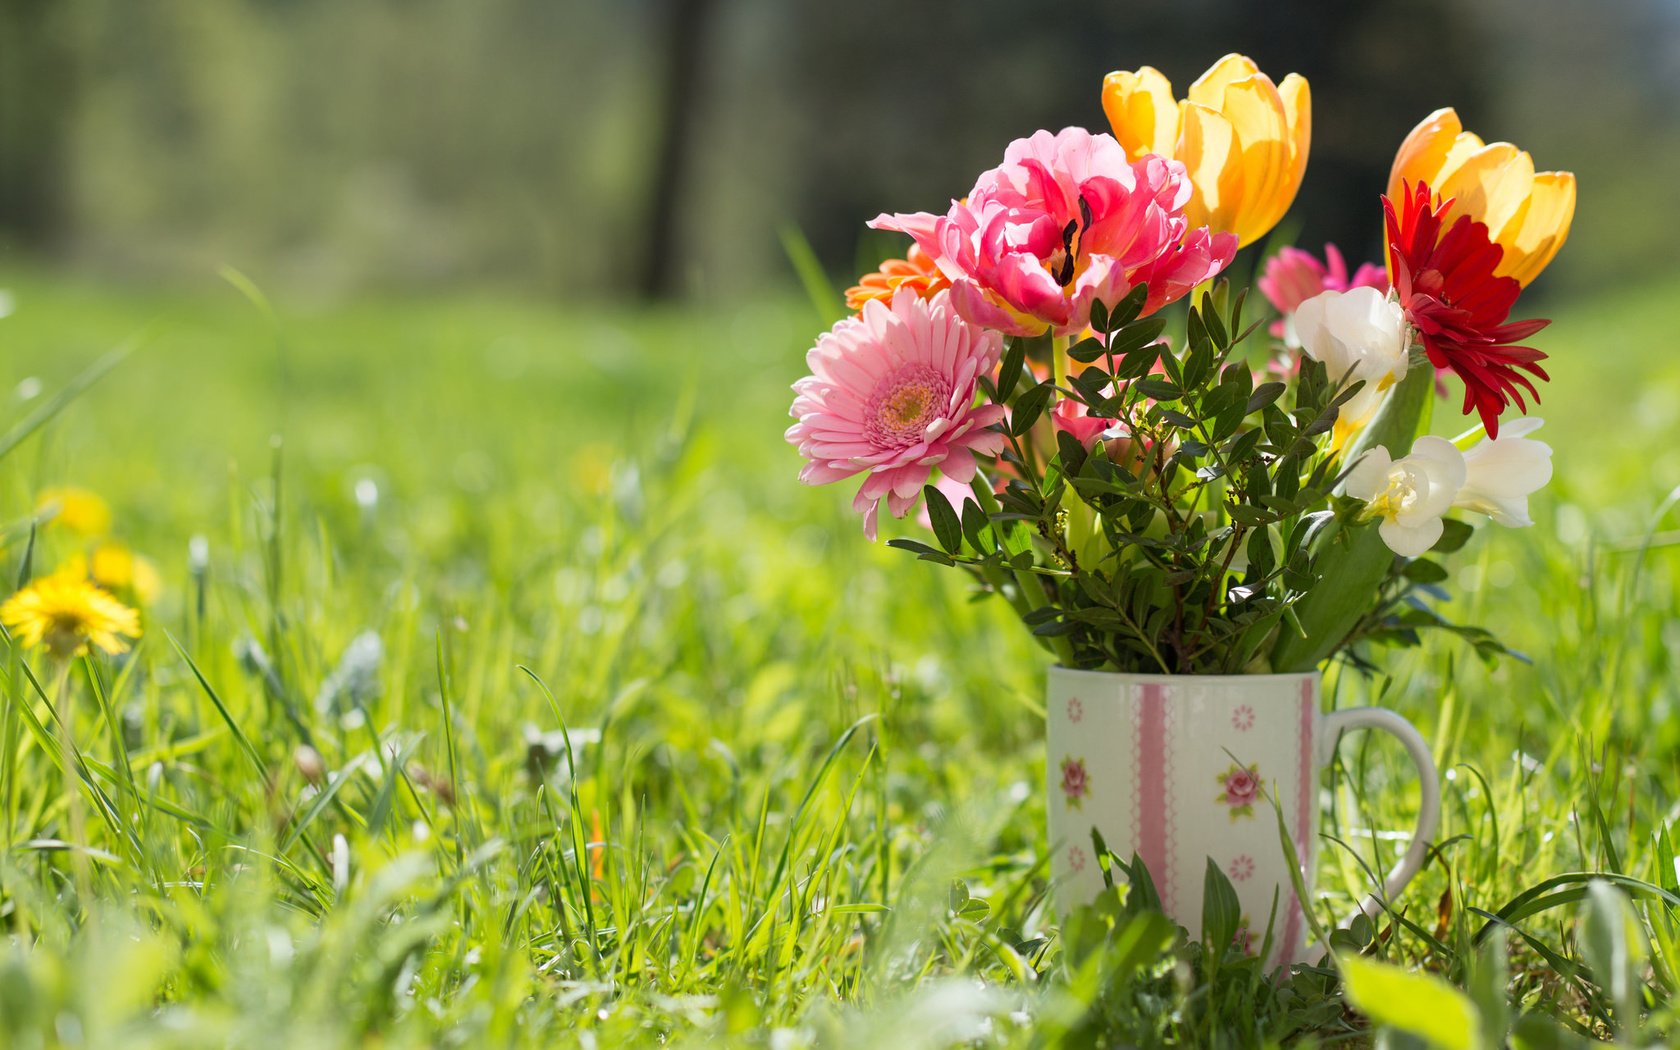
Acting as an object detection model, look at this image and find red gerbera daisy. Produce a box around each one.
[1384,181,1550,437]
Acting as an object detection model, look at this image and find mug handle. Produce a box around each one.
[1318,707,1442,924]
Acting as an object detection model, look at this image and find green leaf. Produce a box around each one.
[1088,298,1111,334]
[1340,954,1481,1050]
[1134,378,1181,402]
[1402,559,1450,584]
[1246,381,1287,415]
[1109,283,1150,329]
[1226,505,1275,528]
[885,538,955,565]
[961,496,991,552]
[1115,340,1161,380]
[1066,337,1108,364]
[1580,880,1647,1035]
[923,484,962,555]
[1433,519,1475,554]
[1011,381,1055,436]
[1201,290,1229,349]
[997,337,1028,402]
[1509,1014,1592,1050]
[1106,316,1168,358]
[1269,364,1433,672]
[1201,857,1242,956]
[1468,927,1511,1050]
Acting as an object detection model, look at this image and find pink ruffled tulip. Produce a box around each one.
[872,127,1237,338]
[786,288,1007,539]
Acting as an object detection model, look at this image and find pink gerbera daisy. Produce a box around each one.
[786,288,1007,539]
[872,127,1236,337]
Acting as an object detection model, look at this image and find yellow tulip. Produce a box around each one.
[1102,54,1310,248]
[1388,108,1575,286]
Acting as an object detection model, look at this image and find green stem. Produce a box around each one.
[970,474,1077,667]
[53,663,91,908]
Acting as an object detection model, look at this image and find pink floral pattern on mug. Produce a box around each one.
[1228,854,1255,882]
[1215,762,1260,820]
[1067,844,1087,873]
[1231,704,1255,731]
[1060,757,1090,810]
[1066,697,1084,724]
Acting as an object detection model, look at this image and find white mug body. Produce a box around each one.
[1046,667,1439,966]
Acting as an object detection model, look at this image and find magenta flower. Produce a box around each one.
[1052,396,1120,450]
[872,127,1237,337]
[1258,244,1388,338]
[786,288,1007,539]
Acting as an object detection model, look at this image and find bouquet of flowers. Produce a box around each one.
[786,54,1573,675]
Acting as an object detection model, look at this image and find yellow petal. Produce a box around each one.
[1435,142,1534,239]
[1176,101,1239,233]
[1496,171,1576,285]
[1101,66,1179,160]
[1388,108,1463,199]
[1279,73,1311,167]
[1187,53,1260,109]
[1220,75,1290,245]
[1105,55,1309,245]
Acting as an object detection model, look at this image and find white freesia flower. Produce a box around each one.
[1454,417,1552,527]
[1293,287,1409,443]
[1343,436,1467,557]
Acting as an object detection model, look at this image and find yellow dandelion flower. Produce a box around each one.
[65,543,163,606]
[0,573,141,659]
[37,487,112,537]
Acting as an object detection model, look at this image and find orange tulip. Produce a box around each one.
[1102,54,1311,248]
[1388,108,1575,286]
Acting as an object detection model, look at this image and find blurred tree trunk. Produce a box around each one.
[637,0,715,300]
[0,0,75,248]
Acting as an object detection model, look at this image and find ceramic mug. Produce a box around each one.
[1046,668,1440,964]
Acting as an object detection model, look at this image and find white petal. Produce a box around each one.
[1404,436,1468,519]
[1293,292,1347,375]
[1341,448,1391,501]
[1378,516,1443,558]
[1457,422,1551,526]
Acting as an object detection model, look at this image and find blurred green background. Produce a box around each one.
[2,0,1677,303]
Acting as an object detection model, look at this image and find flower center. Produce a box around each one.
[865,365,950,448]
[44,612,88,658]
[1363,463,1424,521]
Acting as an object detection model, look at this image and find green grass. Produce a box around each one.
[0,268,1678,1047]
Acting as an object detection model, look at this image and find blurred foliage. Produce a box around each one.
[0,0,1675,302]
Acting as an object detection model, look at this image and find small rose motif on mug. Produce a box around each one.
[1060,757,1090,810]
[1066,697,1084,724]
[1227,854,1255,882]
[1215,762,1261,821]
[1067,844,1087,874]
[1231,704,1255,731]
